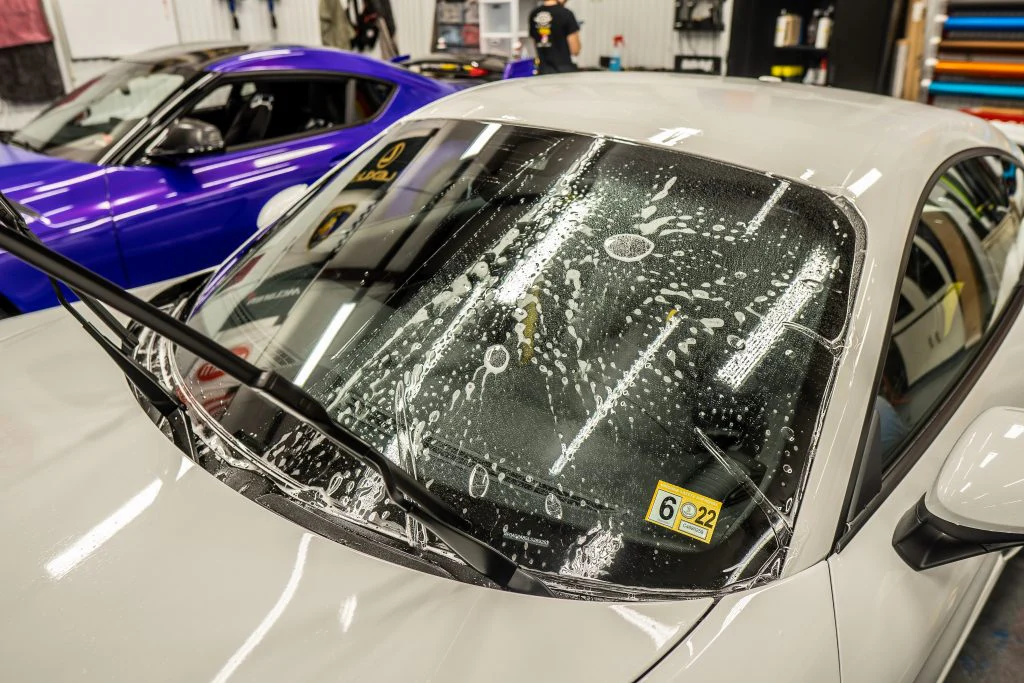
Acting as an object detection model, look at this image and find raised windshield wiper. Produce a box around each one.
[0,192,552,598]
[5,136,42,153]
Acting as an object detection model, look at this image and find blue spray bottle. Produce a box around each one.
[610,35,624,71]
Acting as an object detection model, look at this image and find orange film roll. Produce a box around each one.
[934,60,1024,78]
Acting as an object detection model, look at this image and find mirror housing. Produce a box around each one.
[894,407,1024,570]
[148,118,224,164]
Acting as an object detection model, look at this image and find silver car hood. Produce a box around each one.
[0,311,714,682]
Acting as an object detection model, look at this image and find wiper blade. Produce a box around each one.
[0,192,552,598]
[6,137,41,153]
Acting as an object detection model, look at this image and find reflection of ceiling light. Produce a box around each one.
[717,246,831,390]
[847,168,882,198]
[294,302,356,386]
[211,534,312,683]
[46,479,163,579]
[460,122,502,160]
[610,605,681,648]
[648,127,702,146]
[1005,424,1024,440]
[552,314,682,475]
[745,181,790,236]
[494,137,604,306]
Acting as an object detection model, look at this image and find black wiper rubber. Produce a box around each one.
[0,193,552,598]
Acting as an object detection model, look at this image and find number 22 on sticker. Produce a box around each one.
[644,480,723,544]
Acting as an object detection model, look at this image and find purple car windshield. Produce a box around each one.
[174,119,861,596]
[12,61,190,163]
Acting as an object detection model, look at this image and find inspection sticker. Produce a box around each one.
[644,480,723,544]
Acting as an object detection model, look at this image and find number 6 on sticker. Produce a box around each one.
[644,480,724,544]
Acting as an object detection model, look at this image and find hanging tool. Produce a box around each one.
[267,0,278,30]
[225,0,241,31]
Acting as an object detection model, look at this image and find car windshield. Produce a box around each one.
[175,119,861,594]
[11,61,190,163]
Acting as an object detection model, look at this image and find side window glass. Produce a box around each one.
[876,155,1024,469]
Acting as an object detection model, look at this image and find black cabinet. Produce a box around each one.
[727,0,900,93]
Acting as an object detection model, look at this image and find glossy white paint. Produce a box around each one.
[928,407,1024,533]
[0,312,714,682]
[643,561,840,682]
[4,76,1024,681]
[828,325,1024,681]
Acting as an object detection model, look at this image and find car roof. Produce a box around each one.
[408,72,1019,221]
[125,42,427,83]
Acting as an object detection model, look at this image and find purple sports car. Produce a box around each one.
[0,43,458,317]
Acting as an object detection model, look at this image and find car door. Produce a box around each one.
[104,72,395,286]
[829,153,1024,682]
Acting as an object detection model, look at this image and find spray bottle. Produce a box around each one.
[610,35,625,71]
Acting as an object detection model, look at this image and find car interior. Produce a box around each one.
[185,77,394,149]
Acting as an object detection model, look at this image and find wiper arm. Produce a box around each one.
[0,193,552,598]
[0,199,171,412]
[6,137,41,153]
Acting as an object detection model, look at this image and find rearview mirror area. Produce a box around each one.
[147,118,225,164]
[894,407,1024,570]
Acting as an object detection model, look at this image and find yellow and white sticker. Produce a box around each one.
[644,480,723,544]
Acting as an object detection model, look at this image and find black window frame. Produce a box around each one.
[124,69,398,165]
[834,147,1024,552]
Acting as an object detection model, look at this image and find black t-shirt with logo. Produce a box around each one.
[529,4,580,74]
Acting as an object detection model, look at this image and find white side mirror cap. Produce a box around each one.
[927,406,1024,535]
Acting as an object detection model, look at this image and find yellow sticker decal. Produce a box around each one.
[644,480,723,544]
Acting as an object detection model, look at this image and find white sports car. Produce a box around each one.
[2,73,1024,682]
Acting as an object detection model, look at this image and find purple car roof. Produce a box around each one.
[126,42,434,84]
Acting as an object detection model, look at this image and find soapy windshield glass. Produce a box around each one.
[177,119,859,593]
[11,62,188,163]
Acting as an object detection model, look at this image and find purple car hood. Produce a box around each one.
[0,309,715,683]
[0,143,106,230]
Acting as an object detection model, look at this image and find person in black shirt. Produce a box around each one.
[528,0,581,75]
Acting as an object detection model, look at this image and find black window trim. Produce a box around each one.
[834,146,1024,552]
[116,69,399,166]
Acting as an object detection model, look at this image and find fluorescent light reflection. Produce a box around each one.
[552,314,682,475]
[717,247,832,390]
[1005,424,1024,440]
[46,478,163,579]
[460,123,501,160]
[211,534,312,683]
[294,302,357,386]
[745,181,790,236]
[610,605,681,648]
[847,168,882,197]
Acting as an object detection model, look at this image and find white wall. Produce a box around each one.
[567,0,732,71]
[0,0,733,130]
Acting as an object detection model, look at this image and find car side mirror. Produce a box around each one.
[894,406,1024,570]
[148,118,224,164]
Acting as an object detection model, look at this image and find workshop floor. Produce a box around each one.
[947,554,1024,682]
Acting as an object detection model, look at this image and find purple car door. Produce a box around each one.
[105,73,395,286]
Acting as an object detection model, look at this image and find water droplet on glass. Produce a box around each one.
[783,464,793,474]
[735,271,747,280]
[781,426,795,441]
[468,464,490,498]
[544,493,564,519]
[727,334,746,350]
[801,279,824,293]
[484,344,510,373]
[604,233,654,262]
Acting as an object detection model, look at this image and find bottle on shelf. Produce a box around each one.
[610,34,624,71]
[815,7,834,50]
[806,9,821,46]
[774,9,803,48]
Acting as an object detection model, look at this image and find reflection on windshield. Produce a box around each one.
[178,119,861,594]
[12,62,188,163]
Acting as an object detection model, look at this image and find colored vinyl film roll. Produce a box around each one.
[940,39,1024,53]
[935,60,1024,78]
[945,16,1024,31]
[930,81,1024,99]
